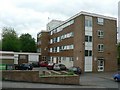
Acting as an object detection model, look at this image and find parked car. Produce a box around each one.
[68,66,82,75]
[39,61,48,67]
[53,64,66,71]
[113,72,120,82]
[15,63,33,70]
[32,62,39,67]
[47,63,55,70]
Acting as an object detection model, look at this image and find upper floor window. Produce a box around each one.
[85,20,92,27]
[49,20,74,35]
[98,30,104,38]
[85,35,92,42]
[50,48,52,52]
[97,18,104,25]
[50,32,74,44]
[57,47,60,52]
[50,39,53,44]
[57,37,60,42]
[85,50,92,56]
[37,48,41,53]
[98,44,104,52]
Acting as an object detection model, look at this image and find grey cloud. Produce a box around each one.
[1,0,119,40]
[14,0,118,18]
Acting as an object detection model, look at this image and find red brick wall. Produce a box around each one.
[2,70,80,85]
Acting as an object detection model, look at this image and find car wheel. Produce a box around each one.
[114,77,119,82]
[15,67,18,70]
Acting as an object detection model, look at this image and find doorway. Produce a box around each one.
[98,59,104,72]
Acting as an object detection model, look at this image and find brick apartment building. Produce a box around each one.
[37,11,117,72]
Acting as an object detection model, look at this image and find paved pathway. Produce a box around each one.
[80,72,119,88]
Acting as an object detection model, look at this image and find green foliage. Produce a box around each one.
[2,27,20,52]
[19,33,37,52]
[2,27,37,52]
[66,71,74,75]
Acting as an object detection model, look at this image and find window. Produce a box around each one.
[50,39,53,44]
[64,46,67,50]
[50,48,52,52]
[66,33,70,38]
[37,48,41,53]
[98,30,104,38]
[97,18,104,25]
[49,20,74,35]
[55,37,57,42]
[98,44,104,52]
[57,37,60,42]
[50,31,53,35]
[66,57,70,61]
[63,57,66,60]
[61,57,64,60]
[52,48,55,52]
[70,32,74,37]
[69,45,74,49]
[85,20,92,27]
[59,32,74,41]
[57,47,60,52]
[85,50,92,56]
[55,47,57,52]
[61,45,74,50]
[85,35,92,42]
[89,36,92,42]
[70,57,74,61]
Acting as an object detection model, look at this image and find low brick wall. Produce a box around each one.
[2,70,39,82]
[2,70,80,85]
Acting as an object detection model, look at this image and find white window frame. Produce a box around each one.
[98,44,104,52]
[69,45,74,49]
[50,39,53,44]
[50,48,52,52]
[85,50,92,56]
[97,18,104,25]
[85,35,92,42]
[57,47,60,52]
[57,37,60,42]
[85,20,92,27]
[98,30,104,38]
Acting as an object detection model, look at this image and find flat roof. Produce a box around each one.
[50,11,117,31]
[0,51,41,55]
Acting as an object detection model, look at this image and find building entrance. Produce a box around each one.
[98,60,104,72]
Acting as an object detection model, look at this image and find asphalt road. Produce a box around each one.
[80,72,119,88]
[1,67,120,89]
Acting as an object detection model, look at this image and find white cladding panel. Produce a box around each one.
[0,56,14,59]
[29,55,39,62]
[85,42,92,47]
[84,16,93,72]
[14,54,18,64]
[85,27,92,31]
[84,57,92,72]
[85,31,92,36]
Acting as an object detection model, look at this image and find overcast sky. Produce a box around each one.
[0,0,120,40]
